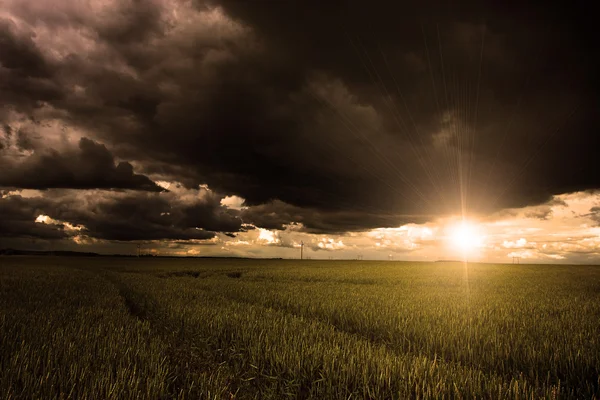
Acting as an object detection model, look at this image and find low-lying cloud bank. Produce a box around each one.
[2,188,599,264]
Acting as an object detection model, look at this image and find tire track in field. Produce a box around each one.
[62,264,153,322]
[90,267,585,398]
[197,279,575,398]
[63,266,225,399]
[98,270,289,399]
[105,273,510,399]
[205,278,599,398]
[191,281,515,386]
[102,272,154,322]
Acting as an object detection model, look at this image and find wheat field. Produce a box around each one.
[1,257,599,399]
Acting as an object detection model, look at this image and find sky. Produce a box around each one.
[0,0,598,263]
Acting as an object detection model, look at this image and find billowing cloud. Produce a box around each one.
[0,195,67,240]
[0,185,242,242]
[0,137,163,191]
[220,195,246,210]
[0,0,598,258]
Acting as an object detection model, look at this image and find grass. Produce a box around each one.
[1,257,599,399]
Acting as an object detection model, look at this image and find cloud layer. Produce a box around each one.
[0,0,598,259]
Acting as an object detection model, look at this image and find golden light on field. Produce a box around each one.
[447,219,485,255]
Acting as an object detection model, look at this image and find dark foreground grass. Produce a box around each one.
[1,257,599,399]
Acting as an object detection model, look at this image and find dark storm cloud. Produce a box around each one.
[0,195,67,240]
[0,137,163,191]
[0,0,598,241]
[63,190,242,241]
[52,192,218,241]
[0,187,243,242]
[95,0,165,45]
[179,201,242,233]
[211,0,599,212]
[240,200,429,234]
[0,19,63,111]
[0,18,50,78]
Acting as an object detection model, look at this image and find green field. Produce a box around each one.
[1,257,599,399]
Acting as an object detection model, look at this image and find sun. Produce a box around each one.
[448,220,484,253]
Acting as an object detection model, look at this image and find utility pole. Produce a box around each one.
[300,241,304,260]
[137,244,141,258]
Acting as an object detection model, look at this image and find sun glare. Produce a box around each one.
[448,220,484,254]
